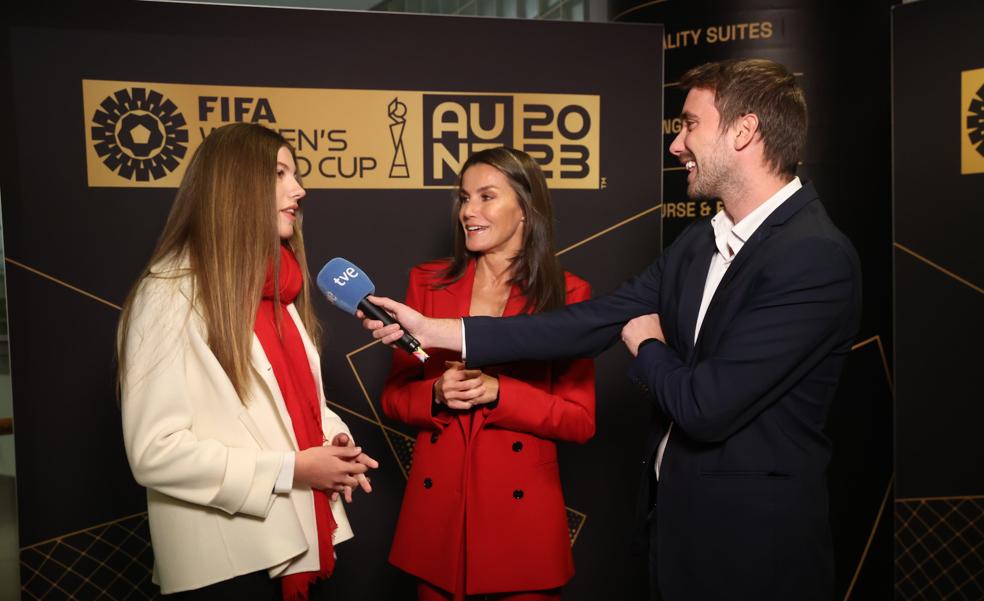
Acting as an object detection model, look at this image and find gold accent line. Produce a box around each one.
[896,493,984,503]
[326,399,417,441]
[611,0,669,22]
[348,338,381,355]
[99,519,153,599]
[896,501,961,561]
[5,257,122,310]
[46,526,105,596]
[850,335,878,350]
[895,242,984,296]
[345,350,407,479]
[949,550,984,599]
[58,538,138,594]
[20,511,148,550]
[569,508,588,545]
[21,538,104,599]
[327,399,382,426]
[557,204,662,256]
[22,515,150,596]
[18,565,78,599]
[918,501,984,597]
[898,500,980,595]
[843,474,894,601]
[851,335,893,395]
[894,499,922,538]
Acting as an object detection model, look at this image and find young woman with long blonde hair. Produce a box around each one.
[118,123,377,600]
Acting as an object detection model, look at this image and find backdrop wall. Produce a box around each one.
[1,2,663,599]
[893,1,984,599]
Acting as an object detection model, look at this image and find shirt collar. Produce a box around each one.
[709,176,801,263]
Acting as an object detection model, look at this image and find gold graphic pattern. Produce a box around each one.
[842,335,895,601]
[567,507,587,544]
[4,258,121,310]
[895,496,984,600]
[386,427,416,475]
[8,202,664,597]
[20,512,156,600]
[895,243,984,296]
[9,205,885,594]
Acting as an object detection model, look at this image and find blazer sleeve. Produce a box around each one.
[464,253,664,367]
[121,277,284,518]
[629,235,861,442]
[321,405,353,444]
[482,279,596,444]
[380,268,452,431]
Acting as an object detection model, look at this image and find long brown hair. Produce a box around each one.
[438,147,566,314]
[117,123,319,403]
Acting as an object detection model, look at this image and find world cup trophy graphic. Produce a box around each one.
[389,97,410,178]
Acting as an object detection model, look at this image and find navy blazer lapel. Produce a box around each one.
[691,182,819,357]
[713,181,819,295]
[677,223,715,357]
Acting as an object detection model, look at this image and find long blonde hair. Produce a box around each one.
[117,123,320,402]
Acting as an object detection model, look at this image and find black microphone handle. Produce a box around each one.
[357,298,423,353]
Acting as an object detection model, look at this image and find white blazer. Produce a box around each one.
[121,260,354,594]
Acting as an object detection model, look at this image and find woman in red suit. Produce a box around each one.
[381,147,596,601]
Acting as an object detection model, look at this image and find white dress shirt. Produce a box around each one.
[655,177,802,479]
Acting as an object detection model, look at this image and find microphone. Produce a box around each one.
[316,258,429,363]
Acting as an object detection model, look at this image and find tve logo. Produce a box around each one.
[332,266,360,286]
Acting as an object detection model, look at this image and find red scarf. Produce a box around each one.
[254,245,336,601]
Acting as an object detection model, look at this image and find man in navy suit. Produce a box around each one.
[364,59,861,601]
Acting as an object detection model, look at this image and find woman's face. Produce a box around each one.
[458,163,525,257]
[276,146,305,239]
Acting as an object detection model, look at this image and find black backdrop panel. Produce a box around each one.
[609,0,895,598]
[893,1,984,598]
[893,0,984,501]
[1,3,662,599]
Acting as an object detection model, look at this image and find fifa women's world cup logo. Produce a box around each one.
[388,97,410,178]
[961,68,984,175]
[91,87,189,182]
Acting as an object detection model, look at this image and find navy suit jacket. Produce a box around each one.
[464,182,861,601]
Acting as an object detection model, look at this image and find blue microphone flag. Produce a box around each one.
[316,257,376,315]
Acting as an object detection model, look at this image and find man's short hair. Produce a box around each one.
[679,58,807,176]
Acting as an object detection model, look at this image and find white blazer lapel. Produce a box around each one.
[249,336,300,450]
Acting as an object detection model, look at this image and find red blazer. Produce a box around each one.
[382,259,596,595]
